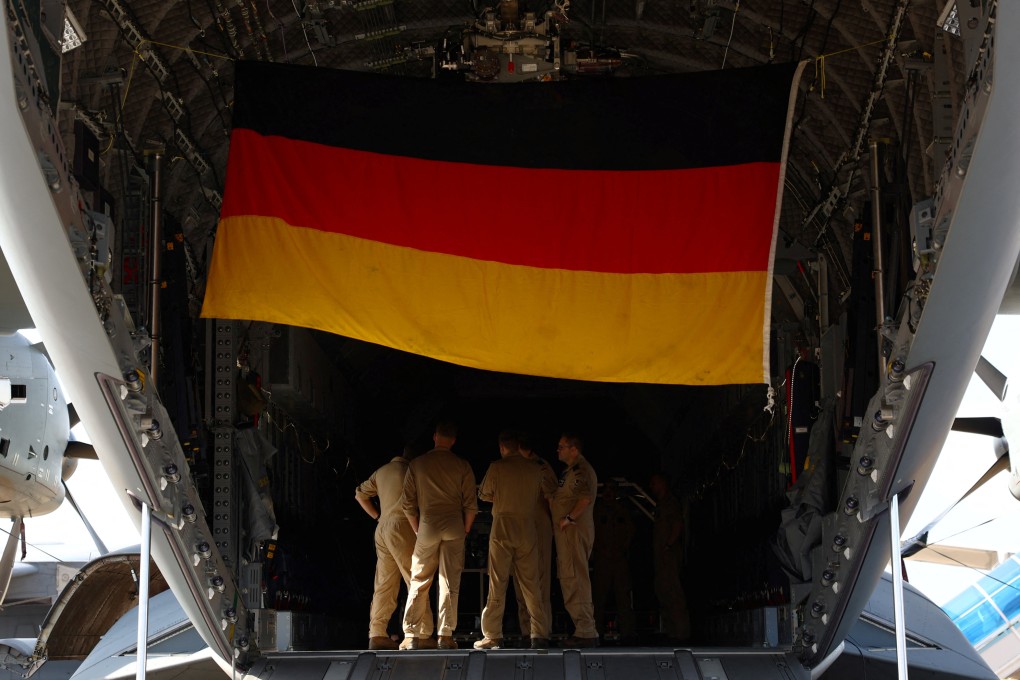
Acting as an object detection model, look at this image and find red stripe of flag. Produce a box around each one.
[222,128,781,275]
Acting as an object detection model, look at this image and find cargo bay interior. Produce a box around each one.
[29,0,978,654]
[223,326,789,646]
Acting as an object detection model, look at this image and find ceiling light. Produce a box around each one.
[61,8,87,53]
[938,3,960,37]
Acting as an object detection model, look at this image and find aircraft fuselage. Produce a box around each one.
[0,333,67,518]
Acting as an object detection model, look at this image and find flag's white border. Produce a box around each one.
[763,60,809,384]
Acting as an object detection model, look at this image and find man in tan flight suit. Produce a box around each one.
[401,422,478,650]
[355,447,434,650]
[474,431,557,649]
[512,434,557,640]
[592,480,636,641]
[650,473,691,642]
[552,432,599,647]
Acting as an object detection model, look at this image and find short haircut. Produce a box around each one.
[498,429,520,450]
[435,421,458,438]
[561,432,583,452]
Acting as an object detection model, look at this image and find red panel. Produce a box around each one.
[221,129,781,275]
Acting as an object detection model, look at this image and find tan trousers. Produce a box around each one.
[369,519,433,638]
[592,557,636,637]
[554,524,597,638]
[654,547,691,640]
[403,512,465,637]
[514,515,552,637]
[482,515,549,640]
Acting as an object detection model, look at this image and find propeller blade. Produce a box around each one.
[959,454,1011,503]
[63,482,109,556]
[67,402,81,430]
[0,517,24,607]
[976,355,1009,402]
[64,441,98,460]
[901,445,1010,554]
[974,351,1020,500]
[951,416,1004,438]
[905,545,1002,570]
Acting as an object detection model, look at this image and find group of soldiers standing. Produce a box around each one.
[354,421,689,650]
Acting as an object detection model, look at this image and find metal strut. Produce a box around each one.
[802,0,912,246]
[137,502,152,680]
[889,493,909,679]
[149,151,163,390]
[870,139,886,377]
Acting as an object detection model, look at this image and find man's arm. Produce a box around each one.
[666,518,683,549]
[355,473,380,520]
[540,464,558,499]
[356,496,380,521]
[558,497,592,531]
[478,466,494,503]
[666,507,683,548]
[462,463,479,534]
[557,464,597,530]
[401,465,420,533]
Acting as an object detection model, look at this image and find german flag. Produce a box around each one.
[202,61,803,385]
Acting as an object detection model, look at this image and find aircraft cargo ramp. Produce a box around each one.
[244,649,788,680]
[242,642,990,680]
[240,573,994,680]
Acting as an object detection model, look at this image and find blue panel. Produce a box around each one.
[977,558,1020,596]
[994,557,1020,584]
[978,574,1005,595]
[954,601,1008,645]
[944,587,984,620]
[990,583,1020,620]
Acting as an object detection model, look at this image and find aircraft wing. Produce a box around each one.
[797,0,1020,667]
[0,247,32,333]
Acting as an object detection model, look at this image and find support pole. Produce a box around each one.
[869,140,887,378]
[818,254,829,331]
[889,493,908,680]
[137,502,151,680]
[149,151,163,390]
[818,254,831,399]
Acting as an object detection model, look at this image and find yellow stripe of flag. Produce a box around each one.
[202,216,769,384]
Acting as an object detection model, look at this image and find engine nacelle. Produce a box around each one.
[62,456,79,482]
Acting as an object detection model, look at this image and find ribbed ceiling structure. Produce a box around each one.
[56,0,963,294]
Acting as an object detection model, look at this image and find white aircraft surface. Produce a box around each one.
[901,314,1020,677]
